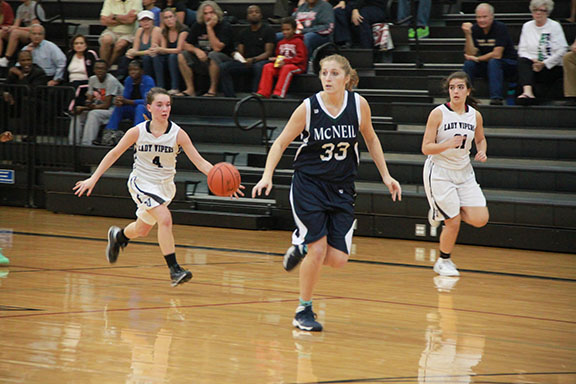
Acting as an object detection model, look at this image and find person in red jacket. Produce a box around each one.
[256,17,307,99]
[0,0,15,60]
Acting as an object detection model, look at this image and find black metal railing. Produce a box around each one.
[233,94,270,152]
[0,84,75,206]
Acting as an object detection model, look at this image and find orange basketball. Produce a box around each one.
[207,162,241,197]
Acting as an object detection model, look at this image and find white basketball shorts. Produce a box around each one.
[423,158,486,221]
[128,173,176,225]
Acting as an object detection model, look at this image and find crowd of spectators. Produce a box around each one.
[1,0,575,147]
[462,0,572,105]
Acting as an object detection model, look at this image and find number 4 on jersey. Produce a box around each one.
[152,156,163,168]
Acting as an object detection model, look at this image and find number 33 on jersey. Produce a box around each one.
[293,91,361,184]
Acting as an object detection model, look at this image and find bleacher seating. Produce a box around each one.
[1,0,575,253]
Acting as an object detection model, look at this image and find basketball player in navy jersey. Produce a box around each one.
[422,72,489,278]
[252,54,402,331]
[74,88,243,286]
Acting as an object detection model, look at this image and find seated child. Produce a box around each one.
[255,17,307,99]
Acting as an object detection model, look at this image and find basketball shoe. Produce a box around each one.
[170,265,192,287]
[293,305,323,332]
[106,226,127,264]
[433,258,460,276]
[283,244,307,271]
[428,209,441,228]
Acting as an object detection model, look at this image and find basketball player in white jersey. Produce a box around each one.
[422,72,489,277]
[252,55,401,331]
[74,88,241,286]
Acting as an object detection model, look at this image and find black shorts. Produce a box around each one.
[290,171,356,254]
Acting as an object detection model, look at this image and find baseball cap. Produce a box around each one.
[138,10,154,21]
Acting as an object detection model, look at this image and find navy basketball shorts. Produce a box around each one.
[289,171,356,254]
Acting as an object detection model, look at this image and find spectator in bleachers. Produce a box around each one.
[143,0,162,26]
[0,0,15,61]
[173,0,200,28]
[2,50,47,131]
[293,0,334,56]
[21,24,66,86]
[69,60,124,145]
[397,0,430,39]
[98,0,142,68]
[105,60,154,132]
[64,34,99,111]
[255,17,307,99]
[2,50,47,103]
[516,0,567,102]
[462,3,517,105]
[334,0,390,48]
[563,39,576,105]
[178,0,233,96]
[125,11,162,86]
[268,0,298,24]
[149,8,188,93]
[0,0,44,68]
[219,5,275,97]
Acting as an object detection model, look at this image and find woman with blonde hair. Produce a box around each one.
[149,8,188,93]
[252,54,402,332]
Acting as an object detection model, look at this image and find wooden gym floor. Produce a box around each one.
[0,206,574,383]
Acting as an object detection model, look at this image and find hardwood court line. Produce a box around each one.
[329,296,576,325]
[1,265,573,325]
[0,297,339,319]
[7,260,274,274]
[290,371,576,384]
[11,231,576,282]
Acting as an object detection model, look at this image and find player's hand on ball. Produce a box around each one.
[232,184,246,199]
[474,151,487,162]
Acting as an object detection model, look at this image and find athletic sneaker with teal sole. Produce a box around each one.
[283,244,307,271]
[293,305,323,332]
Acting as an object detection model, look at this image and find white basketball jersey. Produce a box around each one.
[132,120,180,183]
[430,103,477,170]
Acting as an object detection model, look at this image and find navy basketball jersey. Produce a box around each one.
[293,91,361,183]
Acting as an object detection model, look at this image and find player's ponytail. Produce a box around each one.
[443,71,478,109]
[319,54,359,91]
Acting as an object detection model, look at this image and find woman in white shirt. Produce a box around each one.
[517,0,568,102]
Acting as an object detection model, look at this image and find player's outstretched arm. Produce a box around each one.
[73,127,139,197]
[358,96,402,201]
[252,103,307,198]
[178,129,213,176]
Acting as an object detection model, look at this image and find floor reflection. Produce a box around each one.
[419,278,485,383]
